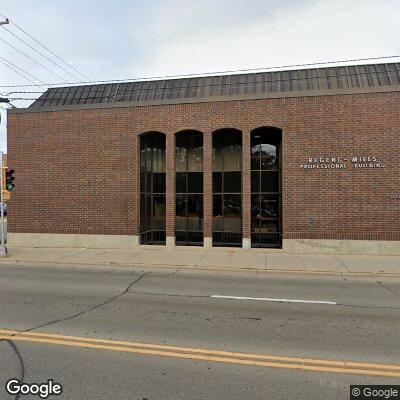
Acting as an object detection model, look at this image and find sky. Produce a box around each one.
[0,0,400,152]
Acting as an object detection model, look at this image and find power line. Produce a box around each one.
[0,12,90,81]
[0,56,47,85]
[1,25,81,81]
[0,54,399,89]
[0,91,43,95]
[0,35,69,82]
[7,97,40,100]
[0,58,40,86]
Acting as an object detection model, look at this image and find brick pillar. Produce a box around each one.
[132,134,140,246]
[166,132,175,248]
[242,130,251,249]
[203,131,213,248]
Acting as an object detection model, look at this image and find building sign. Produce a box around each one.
[300,156,386,169]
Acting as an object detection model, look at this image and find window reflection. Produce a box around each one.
[140,133,166,244]
[212,130,242,247]
[175,131,203,246]
[250,128,282,248]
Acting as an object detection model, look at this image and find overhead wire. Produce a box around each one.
[0,54,399,89]
[0,35,69,82]
[0,91,43,95]
[0,58,40,86]
[1,26,81,81]
[6,97,40,100]
[0,56,47,86]
[0,12,90,81]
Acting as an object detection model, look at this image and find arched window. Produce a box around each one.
[175,131,203,246]
[250,127,282,248]
[140,132,166,245]
[212,129,242,247]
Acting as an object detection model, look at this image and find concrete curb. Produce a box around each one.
[1,258,400,279]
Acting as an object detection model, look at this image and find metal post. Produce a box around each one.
[0,145,7,255]
[0,152,4,246]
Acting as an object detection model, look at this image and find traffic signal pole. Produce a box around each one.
[0,152,7,255]
[0,98,9,255]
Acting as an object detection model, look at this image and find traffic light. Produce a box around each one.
[6,169,15,191]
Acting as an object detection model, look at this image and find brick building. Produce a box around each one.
[6,62,400,254]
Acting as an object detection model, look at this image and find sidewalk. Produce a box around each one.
[1,246,400,276]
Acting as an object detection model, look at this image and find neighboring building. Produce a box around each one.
[6,63,400,254]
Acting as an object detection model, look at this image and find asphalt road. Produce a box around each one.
[0,263,400,399]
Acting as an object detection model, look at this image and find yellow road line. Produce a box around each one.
[1,331,400,378]
[0,328,399,372]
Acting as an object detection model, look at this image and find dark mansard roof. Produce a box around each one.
[27,62,400,111]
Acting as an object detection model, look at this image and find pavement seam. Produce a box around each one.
[334,255,352,272]
[298,255,308,271]
[194,252,207,268]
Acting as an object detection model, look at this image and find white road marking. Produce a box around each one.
[210,295,337,305]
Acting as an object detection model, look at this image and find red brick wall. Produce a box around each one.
[7,92,400,241]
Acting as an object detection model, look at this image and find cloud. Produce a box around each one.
[137,0,400,76]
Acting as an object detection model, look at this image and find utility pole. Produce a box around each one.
[0,18,9,26]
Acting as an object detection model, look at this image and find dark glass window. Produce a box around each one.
[187,172,203,193]
[223,194,241,218]
[176,194,187,217]
[213,194,222,217]
[176,194,187,231]
[223,171,241,193]
[251,128,282,248]
[175,131,203,246]
[213,172,222,193]
[153,173,166,193]
[140,132,166,245]
[251,171,260,193]
[187,194,203,232]
[212,130,242,247]
[176,172,186,193]
[261,171,279,192]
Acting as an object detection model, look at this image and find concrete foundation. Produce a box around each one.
[7,233,139,249]
[166,236,175,249]
[6,233,400,255]
[283,239,400,255]
[204,237,212,249]
[242,238,251,249]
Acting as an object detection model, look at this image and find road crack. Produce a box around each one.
[0,271,152,339]
[0,270,152,399]
[377,281,400,301]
